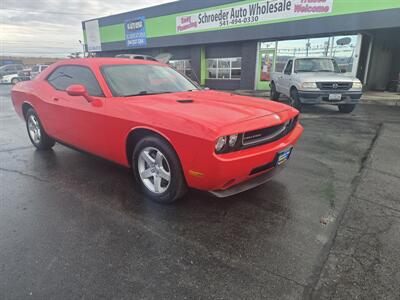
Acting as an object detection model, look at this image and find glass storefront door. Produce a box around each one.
[256,49,275,90]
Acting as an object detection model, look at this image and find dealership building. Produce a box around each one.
[83,0,400,91]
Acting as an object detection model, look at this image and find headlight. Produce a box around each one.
[352,81,362,89]
[228,134,238,147]
[215,136,227,152]
[301,82,317,89]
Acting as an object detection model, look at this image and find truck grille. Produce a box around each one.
[317,82,352,90]
[242,116,298,148]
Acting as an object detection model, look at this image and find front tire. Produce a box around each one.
[132,135,187,203]
[290,88,302,111]
[338,104,356,113]
[25,108,55,150]
[270,82,280,101]
[11,78,20,85]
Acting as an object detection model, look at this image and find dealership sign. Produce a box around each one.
[176,0,334,33]
[125,17,147,48]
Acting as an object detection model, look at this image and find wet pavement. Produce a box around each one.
[0,84,399,299]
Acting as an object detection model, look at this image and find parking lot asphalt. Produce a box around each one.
[1,84,399,299]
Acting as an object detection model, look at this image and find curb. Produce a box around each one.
[360,99,400,106]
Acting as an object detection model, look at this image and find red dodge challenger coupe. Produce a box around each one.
[11,58,303,203]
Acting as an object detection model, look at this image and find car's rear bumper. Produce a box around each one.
[298,90,362,104]
[186,123,303,193]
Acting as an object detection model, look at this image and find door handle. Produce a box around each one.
[52,97,59,101]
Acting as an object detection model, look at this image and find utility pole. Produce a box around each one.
[78,40,85,58]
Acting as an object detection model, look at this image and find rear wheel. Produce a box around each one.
[132,135,187,203]
[290,88,302,111]
[338,104,356,113]
[270,82,280,101]
[11,78,20,85]
[25,108,55,150]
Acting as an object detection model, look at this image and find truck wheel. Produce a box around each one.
[338,104,356,113]
[270,82,280,101]
[290,88,302,111]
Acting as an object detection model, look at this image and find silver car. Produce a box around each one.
[30,65,49,79]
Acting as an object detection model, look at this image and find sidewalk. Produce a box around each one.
[231,90,400,106]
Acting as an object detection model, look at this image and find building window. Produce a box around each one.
[169,60,192,77]
[206,57,242,80]
[262,34,360,74]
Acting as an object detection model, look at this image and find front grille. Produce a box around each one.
[317,82,352,90]
[241,116,298,149]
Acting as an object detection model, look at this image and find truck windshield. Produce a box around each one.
[294,58,340,73]
[102,64,199,97]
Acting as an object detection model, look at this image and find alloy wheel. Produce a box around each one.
[27,114,41,144]
[138,147,171,194]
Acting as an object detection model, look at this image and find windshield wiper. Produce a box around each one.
[316,70,334,72]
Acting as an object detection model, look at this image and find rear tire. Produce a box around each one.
[11,78,20,85]
[270,82,280,101]
[338,104,356,113]
[290,88,302,111]
[25,108,55,150]
[132,135,187,203]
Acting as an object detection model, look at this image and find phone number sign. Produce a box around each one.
[125,17,147,48]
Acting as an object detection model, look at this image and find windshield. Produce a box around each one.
[294,58,340,73]
[102,64,198,97]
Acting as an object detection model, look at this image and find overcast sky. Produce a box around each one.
[0,0,175,58]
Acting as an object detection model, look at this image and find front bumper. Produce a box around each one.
[210,164,285,197]
[298,90,362,104]
[186,123,303,193]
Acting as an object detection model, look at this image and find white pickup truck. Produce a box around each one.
[270,57,363,113]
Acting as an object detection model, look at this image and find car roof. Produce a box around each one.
[52,58,163,68]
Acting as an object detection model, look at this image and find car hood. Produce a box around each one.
[296,72,358,82]
[121,90,293,132]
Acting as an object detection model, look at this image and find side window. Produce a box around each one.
[16,65,23,70]
[41,66,48,71]
[31,66,39,72]
[47,65,103,97]
[284,60,293,75]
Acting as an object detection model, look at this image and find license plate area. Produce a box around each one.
[275,147,293,166]
[329,93,342,101]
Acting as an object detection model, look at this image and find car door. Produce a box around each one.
[279,60,293,96]
[3,65,16,76]
[44,65,110,158]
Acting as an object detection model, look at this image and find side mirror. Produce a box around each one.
[66,84,86,96]
[66,84,94,103]
[340,69,347,73]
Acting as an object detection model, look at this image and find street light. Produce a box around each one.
[78,40,85,58]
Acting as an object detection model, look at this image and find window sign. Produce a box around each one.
[85,20,102,52]
[125,17,147,48]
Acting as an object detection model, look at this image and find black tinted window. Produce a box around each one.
[47,66,103,96]
[284,60,292,74]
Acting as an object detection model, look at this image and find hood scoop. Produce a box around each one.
[176,99,193,103]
